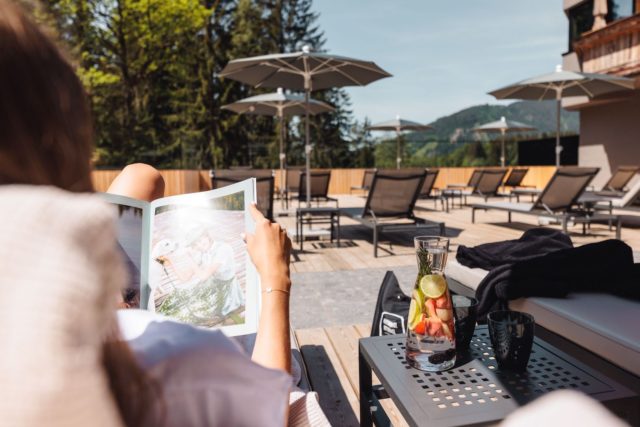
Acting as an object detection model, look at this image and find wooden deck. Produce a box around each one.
[295,324,640,427]
[277,195,640,274]
[295,324,409,427]
[284,195,640,426]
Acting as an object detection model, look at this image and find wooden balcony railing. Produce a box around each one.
[573,13,640,76]
[92,166,557,197]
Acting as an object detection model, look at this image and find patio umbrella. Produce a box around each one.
[220,45,391,205]
[489,65,635,166]
[221,87,334,208]
[368,115,432,169]
[472,116,536,167]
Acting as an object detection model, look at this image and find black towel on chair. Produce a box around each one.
[457,228,573,271]
[475,239,640,317]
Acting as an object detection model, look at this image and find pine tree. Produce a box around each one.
[32,0,357,170]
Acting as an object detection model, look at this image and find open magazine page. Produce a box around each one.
[101,194,151,309]
[148,179,258,337]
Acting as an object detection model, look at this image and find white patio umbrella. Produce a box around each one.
[220,45,391,205]
[368,116,432,169]
[221,87,334,208]
[472,116,536,167]
[489,65,635,166]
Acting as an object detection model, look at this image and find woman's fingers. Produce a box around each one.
[249,202,269,225]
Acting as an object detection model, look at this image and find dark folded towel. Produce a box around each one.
[457,229,640,317]
[457,228,573,271]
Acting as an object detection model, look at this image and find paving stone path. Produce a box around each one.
[290,265,418,329]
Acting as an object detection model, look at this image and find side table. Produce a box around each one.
[359,326,638,427]
[295,207,341,250]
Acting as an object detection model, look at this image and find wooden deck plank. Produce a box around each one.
[349,325,410,427]
[295,328,361,427]
[324,325,363,394]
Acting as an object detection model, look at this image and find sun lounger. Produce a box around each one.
[510,187,541,202]
[417,168,446,211]
[340,170,445,257]
[283,166,305,209]
[442,168,508,208]
[502,168,530,188]
[590,180,640,213]
[510,166,637,202]
[446,168,483,189]
[471,167,622,238]
[597,165,639,195]
[498,168,536,199]
[211,169,275,220]
[297,171,338,207]
[350,169,376,195]
[444,252,640,377]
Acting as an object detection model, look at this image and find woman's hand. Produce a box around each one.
[244,203,292,290]
[245,203,293,373]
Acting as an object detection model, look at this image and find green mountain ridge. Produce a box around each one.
[407,100,579,144]
[374,101,580,167]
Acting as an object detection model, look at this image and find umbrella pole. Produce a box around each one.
[396,131,401,169]
[555,95,562,167]
[501,130,506,168]
[305,89,312,207]
[279,111,285,211]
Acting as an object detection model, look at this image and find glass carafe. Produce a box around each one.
[406,236,456,371]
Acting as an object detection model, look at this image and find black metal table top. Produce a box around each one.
[359,326,636,427]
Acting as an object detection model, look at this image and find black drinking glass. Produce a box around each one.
[487,310,535,372]
[452,295,478,353]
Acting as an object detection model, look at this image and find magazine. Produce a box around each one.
[103,179,259,337]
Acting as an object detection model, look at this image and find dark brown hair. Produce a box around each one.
[0,2,160,425]
[0,0,93,192]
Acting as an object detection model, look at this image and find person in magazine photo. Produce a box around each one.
[149,196,247,328]
[155,225,244,326]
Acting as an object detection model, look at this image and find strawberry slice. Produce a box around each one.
[427,317,442,336]
[434,293,451,309]
[414,317,427,335]
[425,298,437,318]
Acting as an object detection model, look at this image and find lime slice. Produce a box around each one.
[412,289,425,309]
[408,299,421,330]
[419,275,447,299]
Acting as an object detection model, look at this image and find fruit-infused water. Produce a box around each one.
[406,237,456,371]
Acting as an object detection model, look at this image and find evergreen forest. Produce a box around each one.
[24,0,578,169]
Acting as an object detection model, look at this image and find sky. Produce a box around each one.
[312,1,568,125]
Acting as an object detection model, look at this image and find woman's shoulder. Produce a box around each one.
[118,310,292,427]
[118,309,242,365]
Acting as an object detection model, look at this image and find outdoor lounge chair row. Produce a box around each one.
[210,168,339,220]
[510,165,640,202]
[428,167,534,210]
[442,168,509,208]
[353,167,530,205]
[471,167,623,239]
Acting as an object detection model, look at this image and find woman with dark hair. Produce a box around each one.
[0,2,315,426]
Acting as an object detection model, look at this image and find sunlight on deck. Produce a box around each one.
[278,194,640,274]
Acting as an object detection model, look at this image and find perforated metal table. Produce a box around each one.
[359,326,638,427]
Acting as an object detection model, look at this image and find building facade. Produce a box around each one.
[563,0,640,187]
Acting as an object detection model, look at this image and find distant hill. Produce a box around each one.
[400,100,579,159]
[403,100,579,142]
